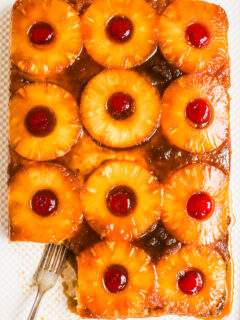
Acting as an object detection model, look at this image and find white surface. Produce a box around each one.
[0,0,239,319]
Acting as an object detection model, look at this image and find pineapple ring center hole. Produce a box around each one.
[185,23,209,49]
[25,106,56,137]
[106,15,133,43]
[187,192,213,220]
[185,99,211,128]
[28,22,55,45]
[31,189,58,217]
[103,264,128,293]
[178,269,204,295]
[106,92,135,120]
[106,185,137,216]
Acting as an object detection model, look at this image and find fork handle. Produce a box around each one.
[27,288,45,320]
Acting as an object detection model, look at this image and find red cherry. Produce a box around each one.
[185,23,209,48]
[26,106,55,137]
[31,190,58,217]
[29,22,55,45]
[107,186,136,216]
[187,192,213,220]
[109,93,132,114]
[186,99,211,126]
[178,270,203,295]
[109,193,131,215]
[107,92,134,120]
[104,265,128,293]
[107,16,133,43]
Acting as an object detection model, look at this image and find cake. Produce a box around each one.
[9,0,232,318]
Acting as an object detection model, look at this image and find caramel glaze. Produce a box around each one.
[9,0,232,318]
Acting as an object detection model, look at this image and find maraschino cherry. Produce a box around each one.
[178,270,203,295]
[26,106,55,137]
[186,23,209,48]
[32,189,58,217]
[186,99,211,127]
[29,22,55,45]
[187,192,213,220]
[107,92,135,120]
[107,16,133,43]
[104,265,128,293]
[107,186,136,216]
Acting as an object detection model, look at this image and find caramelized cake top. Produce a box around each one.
[9,0,231,318]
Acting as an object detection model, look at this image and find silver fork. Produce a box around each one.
[27,244,68,320]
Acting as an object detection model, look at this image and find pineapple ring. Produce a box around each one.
[158,0,228,73]
[77,241,155,318]
[156,246,226,316]
[81,161,162,240]
[9,83,81,161]
[161,163,229,245]
[82,0,158,69]
[160,74,229,153]
[80,70,161,148]
[11,0,82,76]
[9,163,83,243]
[61,131,148,181]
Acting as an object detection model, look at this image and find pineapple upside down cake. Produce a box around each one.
[9,0,232,318]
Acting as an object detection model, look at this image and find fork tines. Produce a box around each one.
[38,244,68,275]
